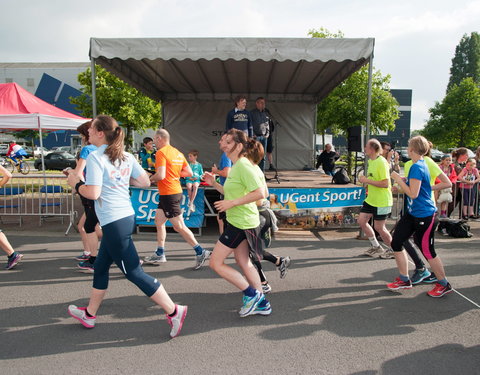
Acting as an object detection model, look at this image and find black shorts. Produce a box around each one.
[266,136,273,153]
[84,204,99,234]
[360,201,391,220]
[219,221,264,262]
[157,193,183,219]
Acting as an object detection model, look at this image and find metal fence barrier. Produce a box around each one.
[0,174,76,234]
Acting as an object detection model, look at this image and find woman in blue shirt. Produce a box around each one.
[389,136,453,298]
[66,115,187,338]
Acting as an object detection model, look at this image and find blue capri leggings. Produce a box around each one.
[93,215,160,297]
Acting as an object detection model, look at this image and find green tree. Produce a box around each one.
[422,78,480,149]
[447,32,480,92]
[309,28,400,173]
[71,65,162,150]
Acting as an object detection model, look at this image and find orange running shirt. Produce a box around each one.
[155,144,188,195]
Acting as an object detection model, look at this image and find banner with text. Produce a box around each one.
[268,187,366,229]
[130,187,204,228]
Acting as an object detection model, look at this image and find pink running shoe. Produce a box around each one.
[166,304,188,338]
[68,305,96,328]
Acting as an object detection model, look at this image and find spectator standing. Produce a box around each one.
[226,95,253,138]
[250,97,270,171]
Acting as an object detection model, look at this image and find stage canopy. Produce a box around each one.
[90,37,374,169]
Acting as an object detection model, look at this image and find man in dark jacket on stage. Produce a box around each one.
[316,144,340,176]
[250,97,270,171]
[225,95,253,138]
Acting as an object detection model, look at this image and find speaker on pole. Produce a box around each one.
[348,126,364,152]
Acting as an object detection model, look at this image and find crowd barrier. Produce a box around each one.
[0,174,76,234]
[390,181,480,223]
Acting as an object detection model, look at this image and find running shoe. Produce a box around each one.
[194,249,211,270]
[379,249,395,259]
[67,305,96,328]
[411,268,431,285]
[6,252,23,270]
[263,228,272,248]
[440,228,449,236]
[166,304,188,338]
[252,300,272,316]
[422,272,438,284]
[77,260,94,273]
[427,282,453,298]
[144,254,167,265]
[387,277,413,290]
[278,256,291,279]
[75,253,90,261]
[239,291,263,317]
[262,283,272,294]
[363,245,384,257]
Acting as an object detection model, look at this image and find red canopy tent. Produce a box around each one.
[0,82,88,171]
[0,82,87,130]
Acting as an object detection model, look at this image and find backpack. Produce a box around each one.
[446,220,473,238]
[332,167,351,185]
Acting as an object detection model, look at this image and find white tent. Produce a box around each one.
[89,37,375,169]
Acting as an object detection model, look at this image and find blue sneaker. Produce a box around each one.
[411,268,431,285]
[239,291,263,317]
[252,301,272,316]
[77,260,94,273]
[422,272,438,284]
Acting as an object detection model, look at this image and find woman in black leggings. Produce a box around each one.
[66,115,187,338]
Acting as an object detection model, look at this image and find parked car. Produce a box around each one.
[430,149,444,162]
[0,144,9,156]
[33,147,51,158]
[34,152,76,171]
[399,149,411,163]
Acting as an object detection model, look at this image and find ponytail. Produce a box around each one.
[93,115,126,164]
[245,139,264,165]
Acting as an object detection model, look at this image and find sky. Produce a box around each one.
[2,0,479,130]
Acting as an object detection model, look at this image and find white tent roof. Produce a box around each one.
[89,37,374,103]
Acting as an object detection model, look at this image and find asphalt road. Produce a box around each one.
[1,228,479,375]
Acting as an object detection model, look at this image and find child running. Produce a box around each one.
[185,150,203,213]
[66,115,187,338]
[389,136,453,297]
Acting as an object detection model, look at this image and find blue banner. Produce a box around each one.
[130,187,205,228]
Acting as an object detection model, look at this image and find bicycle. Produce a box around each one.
[0,156,30,175]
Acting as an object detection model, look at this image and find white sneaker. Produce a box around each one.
[144,254,167,265]
[363,246,385,257]
[67,305,96,328]
[194,250,211,270]
[379,249,395,259]
[166,304,188,338]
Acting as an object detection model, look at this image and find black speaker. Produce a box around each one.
[348,126,364,152]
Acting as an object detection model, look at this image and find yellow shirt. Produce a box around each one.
[365,156,393,207]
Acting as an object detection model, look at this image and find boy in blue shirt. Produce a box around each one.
[185,150,204,213]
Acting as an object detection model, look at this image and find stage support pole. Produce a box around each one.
[91,58,97,118]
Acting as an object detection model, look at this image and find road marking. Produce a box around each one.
[407,260,480,309]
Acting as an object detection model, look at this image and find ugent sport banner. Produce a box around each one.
[268,187,366,229]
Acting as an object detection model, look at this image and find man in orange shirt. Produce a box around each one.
[144,129,210,270]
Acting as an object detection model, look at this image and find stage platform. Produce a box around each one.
[264,170,356,188]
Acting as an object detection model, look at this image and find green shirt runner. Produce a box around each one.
[365,156,393,208]
[224,157,264,229]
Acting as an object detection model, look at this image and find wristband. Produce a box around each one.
[75,181,85,194]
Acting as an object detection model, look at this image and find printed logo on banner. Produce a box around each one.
[268,187,366,229]
[130,187,204,228]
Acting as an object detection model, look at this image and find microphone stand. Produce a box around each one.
[264,109,288,184]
